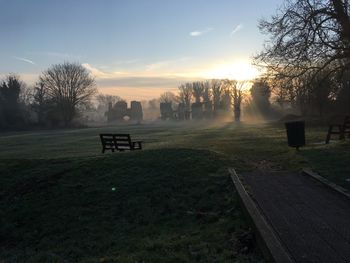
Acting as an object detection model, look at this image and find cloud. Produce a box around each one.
[82,62,199,87]
[13,56,35,65]
[82,62,208,100]
[82,63,109,78]
[189,27,213,37]
[28,51,81,60]
[190,31,202,36]
[82,63,126,78]
[98,76,180,88]
[230,24,243,36]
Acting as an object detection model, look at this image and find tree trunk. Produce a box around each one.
[331,0,350,46]
[234,106,241,122]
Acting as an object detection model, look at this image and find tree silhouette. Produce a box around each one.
[96,94,122,106]
[211,79,223,113]
[250,80,271,116]
[178,83,193,110]
[202,80,212,103]
[256,0,350,80]
[192,82,204,103]
[39,62,96,126]
[0,75,23,127]
[222,79,245,122]
[159,91,177,104]
[32,82,50,125]
[232,82,244,122]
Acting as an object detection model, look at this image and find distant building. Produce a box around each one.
[106,101,143,123]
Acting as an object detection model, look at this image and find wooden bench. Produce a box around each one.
[100,134,143,153]
[325,115,350,144]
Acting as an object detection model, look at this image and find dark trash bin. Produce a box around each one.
[285,121,305,149]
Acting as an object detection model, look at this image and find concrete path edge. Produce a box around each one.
[302,168,350,199]
[228,168,295,263]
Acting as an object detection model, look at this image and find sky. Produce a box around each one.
[0,0,282,101]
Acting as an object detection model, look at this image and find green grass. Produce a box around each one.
[1,121,350,262]
[0,148,257,262]
[302,140,350,189]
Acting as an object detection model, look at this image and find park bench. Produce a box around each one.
[325,115,350,144]
[99,134,143,153]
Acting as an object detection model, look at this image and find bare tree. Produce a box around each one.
[178,83,193,110]
[202,80,212,103]
[39,62,96,126]
[268,75,289,109]
[96,93,122,109]
[211,79,223,112]
[250,79,272,116]
[32,82,50,125]
[223,79,245,122]
[255,0,350,80]
[19,83,33,106]
[192,81,204,103]
[94,93,123,121]
[159,91,177,104]
[267,65,340,116]
[232,82,245,122]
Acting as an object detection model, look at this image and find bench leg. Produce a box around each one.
[102,147,105,154]
[131,142,142,150]
[326,126,332,144]
[339,125,345,140]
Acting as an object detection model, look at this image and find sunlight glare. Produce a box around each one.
[205,62,260,81]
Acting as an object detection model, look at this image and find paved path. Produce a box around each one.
[242,170,350,263]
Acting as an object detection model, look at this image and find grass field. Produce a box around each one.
[1,121,350,262]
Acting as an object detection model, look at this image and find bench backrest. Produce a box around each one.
[113,134,132,150]
[100,134,115,147]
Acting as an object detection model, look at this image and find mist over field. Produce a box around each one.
[1,0,350,262]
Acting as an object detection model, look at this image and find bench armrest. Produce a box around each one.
[132,141,143,149]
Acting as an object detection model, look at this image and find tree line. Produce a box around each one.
[255,0,350,117]
[0,62,97,129]
[156,79,274,122]
[0,63,276,129]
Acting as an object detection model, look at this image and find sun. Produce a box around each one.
[204,62,260,81]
